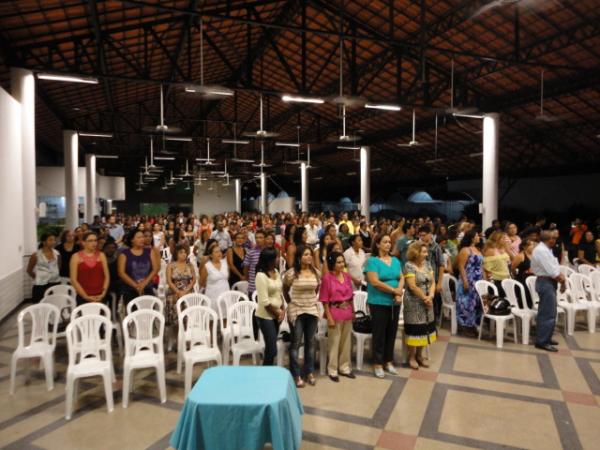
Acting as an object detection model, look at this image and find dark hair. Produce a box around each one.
[371,233,390,256]
[339,223,349,234]
[256,247,278,274]
[292,244,317,278]
[82,231,97,242]
[203,239,217,256]
[459,229,479,250]
[284,224,297,242]
[326,242,339,255]
[348,234,361,246]
[418,224,432,235]
[326,251,344,271]
[175,244,189,257]
[402,222,413,234]
[59,229,73,244]
[254,228,266,238]
[293,227,306,246]
[436,234,448,244]
[38,232,56,249]
[125,229,144,248]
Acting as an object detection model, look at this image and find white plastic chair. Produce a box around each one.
[227,301,264,365]
[315,301,328,375]
[40,294,76,339]
[578,264,597,276]
[559,265,576,278]
[567,273,598,333]
[72,301,123,359]
[475,280,517,348]
[44,284,76,300]
[351,291,371,370]
[10,304,60,394]
[276,307,291,367]
[590,271,600,302]
[58,277,72,285]
[526,276,567,334]
[440,274,458,335]
[179,306,222,395]
[502,279,537,345]
[65,314,114,420]
[232,281,249,296]
[121,310,166,408]
[251,291,258,303]
[176,293,212,373]
[126,295,164,315]
[216,291,251,364]
[279,257,286,274]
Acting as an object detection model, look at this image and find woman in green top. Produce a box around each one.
[365,234,404,379]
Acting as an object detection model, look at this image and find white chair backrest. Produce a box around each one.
[525,276,540,305]
[58,277,72,285]
[251,291,258,303]
[217,291,250,327]
[232,281,249,295]
[72,302,112,321]
[126,295,164,315]
[122,310,165,358]
[578,264,597,276]
[559,265,575,278]
[279,257,287,274]
[441,273,457,305]
[66,314,112,367]
[568,273,592,302]
[44,284,76,300]
[17,303,60,350]
[179,306,218,350]
[176,293,211,318]
[353,291,368,315]
[41,294,76,324]
[475,280,498,299]
[590,271,600,298]
[502,279,530,311]
[227,301,257,343]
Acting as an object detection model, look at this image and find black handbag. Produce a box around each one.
[353,311,372,334]
[487,297,512,316]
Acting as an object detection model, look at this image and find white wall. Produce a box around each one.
[36,166,125,200]
[247,197,296,213]
[193,182,237,216]
[0,86,24,319]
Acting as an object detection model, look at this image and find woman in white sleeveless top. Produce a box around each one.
[200,242,230,311]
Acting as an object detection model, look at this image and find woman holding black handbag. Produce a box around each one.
[365,234,404,379]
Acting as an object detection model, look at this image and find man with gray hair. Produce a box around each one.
[530,230,566,352]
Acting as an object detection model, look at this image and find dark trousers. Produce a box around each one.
[121,284,154,304]
[535,277,557,345]
[433,292,442,322]
[289,314,317,377]
[257,317,280,366]
[370,303,400,365]
[31,282,60,303]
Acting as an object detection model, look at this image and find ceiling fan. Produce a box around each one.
[196,137,217,165]
[534,70,567,123]
[177,159,193,177]
[242,95,279,138]
[252,142,272,169]
[445,59,481,118]
[183,19,234,99]
[469,0,558,20]
[142,84,182,134]
[397,109,429,148]
[425,115,446,165]
[331,39,366,108]
[227,123,254,163]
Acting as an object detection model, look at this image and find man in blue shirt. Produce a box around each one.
[531,231,566,352]
[106,214,124,245]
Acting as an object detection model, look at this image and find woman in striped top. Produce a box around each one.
[283,245,321,388]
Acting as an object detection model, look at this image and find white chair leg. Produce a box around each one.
[114,324,124,357]
[276,342,284,367]
[567,310,575,335]
[122,366,131,408]
[450,308,457,335]
[157,363,167,403]
[102,370,114,413]
[478,318,484,341]
[587,309,596,333]
[184,360,193,396]
[177,331,183,374]
[65,374,74,420]
[355,336,364,370]
[42,353,54,391]
[495,320,505,348]
[233,350,241,366]
[222,337,231,366]
[251,352,257,365]
[9,354,19,395]
[319,339,327,376]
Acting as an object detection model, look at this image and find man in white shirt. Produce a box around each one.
[305,216,320,247]
[531,231,566,352]
[210,220,232,253]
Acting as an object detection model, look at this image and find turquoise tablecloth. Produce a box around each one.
[170,366,303,450]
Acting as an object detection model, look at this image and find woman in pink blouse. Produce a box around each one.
[319,251,355,382]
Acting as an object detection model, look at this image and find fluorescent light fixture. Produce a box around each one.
[222,139,250,145]
[275,142,300,147]
[144,177,159,180]
[154,156,175,161]
[337,145,361,150]
[346,171,357,176]
[78,132,113,138]
[95,154,119,159]
[165,136,193,142]
[37,73,99,84]
[365,103,402,111]
[314,176,323,180]
[282,95,324,104]
[184,86,234,96]
[453,112,484,119]
[230,158,255,163]
[425,158,446,164]
[469,152,483,157]
[371,167,383,172]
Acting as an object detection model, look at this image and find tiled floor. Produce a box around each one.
[1,307,600,450]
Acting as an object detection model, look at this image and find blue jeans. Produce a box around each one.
[289,314,317,377]
[535,277,557,346]
[257,318,279,366]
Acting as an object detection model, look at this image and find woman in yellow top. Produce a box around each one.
[255,247,284,366]
[483,230,511,297]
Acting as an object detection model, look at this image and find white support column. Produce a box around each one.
[260,172,268,214]
[300,162,308,213]
[11,68,37,253]
[482,113,499,231]
[64,130,79,230]
[85,154,97,223]
[234,179,242,213]
[360,146,371,221]
[106,199,113,216]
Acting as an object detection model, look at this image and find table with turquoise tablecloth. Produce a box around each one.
[170,366,303,450]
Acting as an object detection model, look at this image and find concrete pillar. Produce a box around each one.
[234,179,242,213]
[260,172,267,214]
[360,146,371,221]
[482,113,499,231]
[300,162,309,213]
[11,68,37,253]
[64,130,79,230]
[85,154,97,223]
[106,199,113,216]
